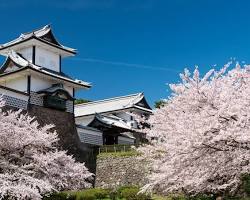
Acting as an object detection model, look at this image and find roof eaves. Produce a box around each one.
[74,93,143,107]
[35,36,77,54]
[29,66,91,88]
[0,35,76,55]
[133,105,153,113]
[0,65,91,89]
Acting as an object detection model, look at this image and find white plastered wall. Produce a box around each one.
[18,47,33,63]
[30,75,52,92]
[4,76,27,92]
[35,46,60,72]
[116,112,133,121]
[64,85,74,96]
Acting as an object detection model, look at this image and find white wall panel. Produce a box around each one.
[4,77,27,92]
[30,76,52,92]
[18,47,33,62]
[35,46,60,72]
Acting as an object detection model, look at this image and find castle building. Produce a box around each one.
[75,93,152,146]
[0,25,152,171]
[0,25,94,169]
[0,25,90,112]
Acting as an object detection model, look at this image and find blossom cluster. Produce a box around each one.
[0,106,92,200]
[141,63,250,195]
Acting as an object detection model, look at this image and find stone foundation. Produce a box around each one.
[27,104,98,172]
[95,155,149,189]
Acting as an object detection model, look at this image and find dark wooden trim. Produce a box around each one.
[27,75,31,106]
[37,88,75,101]
[27,75,31,94]
[0,85,29,96]
[73,88,75,113]
[32,46,36,64]
[135,96,152,110]
[59,55,62,72]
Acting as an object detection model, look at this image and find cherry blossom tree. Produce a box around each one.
[140,63,250,196]
[0,103,92,200]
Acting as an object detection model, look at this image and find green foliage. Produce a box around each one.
[154,100,166,109]
[117,186,151,200]
[188,195,215,200]
[109,190,118,200]
[92,188,109,199]
[74,98,91,105]
[75,188,109,200]
[152,194,215,200]
[43,189,109,200]
[167,194,186,200]
[76,192,95,200]
[241,174,250,195]
[42,177,250,200]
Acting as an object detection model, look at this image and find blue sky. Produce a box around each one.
[0,0,250,106]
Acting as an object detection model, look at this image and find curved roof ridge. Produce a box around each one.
[126,92,144,107]
[75,92,143,107]
[90,113,132,130]
[21,24,50,35]
[8,50,29,67]
[20,24,51,37]
[0,25,76,54]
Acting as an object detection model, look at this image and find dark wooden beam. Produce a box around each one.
[27,75,31,107]
[59,55,62,72]
[32,46,36,64]
[72,88,75,113]
[0,85,28,96]
[27,75,31,95]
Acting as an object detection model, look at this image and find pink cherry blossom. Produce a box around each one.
[0,105,92,200]
[140,63,250,196]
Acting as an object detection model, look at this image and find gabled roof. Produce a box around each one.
[37,84,75,100]
[0,51,91,89]
[0,25,76,55]
[88,113,133,131]
[75,93,152,117]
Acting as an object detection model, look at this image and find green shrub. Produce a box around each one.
[74,188,109,200]
[167,194,186,200]
[109,190,118,200]
[188,195,215,200]
[92,188,109,199]
[241,174,250,195]
[75,191,95,200]
[155,194,215,200]
[117,185,151,200]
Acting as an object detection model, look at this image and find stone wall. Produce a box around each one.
[95,155,150,189]
[27,105,98,173]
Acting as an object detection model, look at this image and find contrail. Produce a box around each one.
[70,57,181,73]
